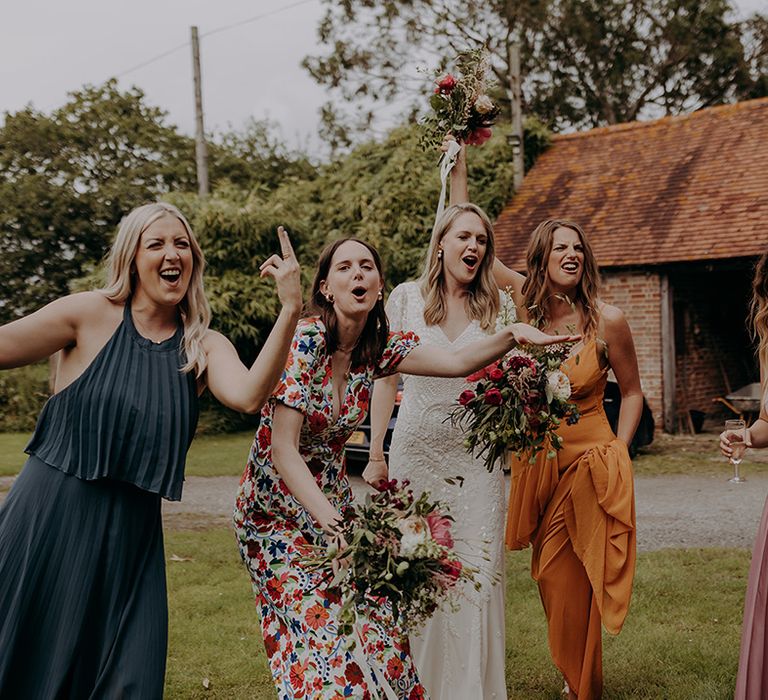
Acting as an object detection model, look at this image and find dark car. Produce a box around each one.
[345,380,654,471]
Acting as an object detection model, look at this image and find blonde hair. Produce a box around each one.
[521,219,600,338]
[418,203,500,330]
[750,250,768,380]
[100,202,211,377]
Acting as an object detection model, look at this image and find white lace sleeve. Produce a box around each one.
[385,282,410,334]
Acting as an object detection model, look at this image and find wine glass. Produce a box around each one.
[725,419,747,483]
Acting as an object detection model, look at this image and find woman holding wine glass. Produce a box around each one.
[721,250,768,699]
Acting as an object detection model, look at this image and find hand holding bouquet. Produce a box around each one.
[303,479,480,644]
[450,345,581,471]
[420,49,500,151]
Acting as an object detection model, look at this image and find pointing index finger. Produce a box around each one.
[277,226,295,260]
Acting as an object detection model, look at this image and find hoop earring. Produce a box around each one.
[325,293,335,303]
[377,290,383,301]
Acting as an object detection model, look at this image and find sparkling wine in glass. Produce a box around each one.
[725,419,747,483]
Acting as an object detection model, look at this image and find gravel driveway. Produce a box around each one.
[2,473,765,551]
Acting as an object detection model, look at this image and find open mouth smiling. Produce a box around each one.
[160,268,181,283]
[561,262,580,273]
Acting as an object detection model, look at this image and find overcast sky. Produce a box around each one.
[1,0,765,157]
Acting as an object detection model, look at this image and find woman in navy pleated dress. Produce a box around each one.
[0,202,302,699]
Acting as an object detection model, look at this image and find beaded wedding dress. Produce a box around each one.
[385,281,509,700]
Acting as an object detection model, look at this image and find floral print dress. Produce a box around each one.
[234,317,426,700]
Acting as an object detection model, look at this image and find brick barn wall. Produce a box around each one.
[600,269,664,428]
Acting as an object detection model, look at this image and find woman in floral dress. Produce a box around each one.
[234,237,576,700]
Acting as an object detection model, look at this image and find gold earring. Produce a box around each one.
[325,293,335,303]
[377,290,383,301]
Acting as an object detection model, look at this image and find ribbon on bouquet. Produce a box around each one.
[433,138,462,230]
[351,622,400,700]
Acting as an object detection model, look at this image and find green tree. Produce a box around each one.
[0,80,197,321]
[304,0,768,145]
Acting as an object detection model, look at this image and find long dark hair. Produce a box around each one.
[522,219,600,338]
[309,238,389,368]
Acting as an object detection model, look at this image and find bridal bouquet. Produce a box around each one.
[303,478,479,643]
[450,345,581,471]
[419,49,500,151]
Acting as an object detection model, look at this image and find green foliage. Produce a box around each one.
[0,364,49,433]
[0,80,196,322]
[304,0,768,144]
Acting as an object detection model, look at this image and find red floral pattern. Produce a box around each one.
[234,317,425,699]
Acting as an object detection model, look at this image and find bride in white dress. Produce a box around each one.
[364,202,511,700]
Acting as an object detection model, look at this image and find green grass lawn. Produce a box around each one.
[0,430,255,479]
[165,528,748,700]
[3,428,763,480]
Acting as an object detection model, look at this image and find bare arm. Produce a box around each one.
[448,137,469,205]
[272,403,341,531]
[721,367,768,454]
[204,227,302,413]
[0,292,96,369]
[603,305,643,446]
[397,324,579,377]
[362,373,399,486]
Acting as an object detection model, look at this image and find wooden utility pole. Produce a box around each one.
[191,26,209,197]
[507,42,525,191]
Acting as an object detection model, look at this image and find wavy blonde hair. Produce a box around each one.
[521,219,600,338]
[418,203,500,330]
[100,202,211,377]
[750,251,768,381]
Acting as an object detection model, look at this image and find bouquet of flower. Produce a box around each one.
[419,49,500,151]
[303,479,480,644]
[450,345,581,471]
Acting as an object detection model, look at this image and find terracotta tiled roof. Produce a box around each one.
[495,98,768,269]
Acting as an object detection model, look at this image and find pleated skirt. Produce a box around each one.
[0,456,168,699]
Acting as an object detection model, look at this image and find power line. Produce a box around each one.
[115,0,318,79]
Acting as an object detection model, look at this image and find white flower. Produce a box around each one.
[397,516,430,559]
[474,94,495,115]
[546,370,571,403]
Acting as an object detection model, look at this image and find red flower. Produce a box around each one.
[488,367,504,382]
[305,603,330,630]
[345,661,364,685]
[263,633,280,658]
[484,388,503,405]
[458,389,476,406]
[441,558,463,580]
[289,660,308,695]
[387,656,404,679]
[465,127,493,146]
[308,411,329,432]
[435,74,457,94]
[426,512,454,548]
[409,685,426,700]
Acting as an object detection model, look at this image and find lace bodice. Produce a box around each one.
[385,281,514,599]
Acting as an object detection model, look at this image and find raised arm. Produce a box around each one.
[397,323,579,377]
[363,373,399,487]
[447,137,469,205]
[204,227,302,413]
[603,305,643,446]
[272,403,341,532]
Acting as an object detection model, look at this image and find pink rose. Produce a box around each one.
[435,74,457,94]
[484,388,503,405]
[458,389,476,406]
[426,512,454,548]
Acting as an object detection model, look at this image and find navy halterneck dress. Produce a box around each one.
[0,300,198,699]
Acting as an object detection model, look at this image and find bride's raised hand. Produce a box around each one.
[511,323,581,347]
